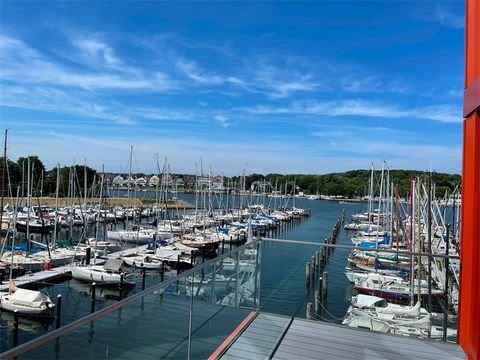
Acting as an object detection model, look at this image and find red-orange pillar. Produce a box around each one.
[459,1,480,359]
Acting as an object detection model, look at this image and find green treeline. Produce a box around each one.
[2,156,96,198]
[236,170,461,198]
[1,156,460,199]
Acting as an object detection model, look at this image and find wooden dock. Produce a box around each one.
[0,267,72,291]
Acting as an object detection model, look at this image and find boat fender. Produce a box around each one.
[43,261,53,271]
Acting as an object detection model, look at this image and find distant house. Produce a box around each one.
[149,175,159,187]
[135,177,147,187]
[175,177,185,189]
[112,175,124,187]
[125,176,135,187]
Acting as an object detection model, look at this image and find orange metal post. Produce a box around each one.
[459,1,480,359]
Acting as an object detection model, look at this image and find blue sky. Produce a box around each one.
[0,1,464,175]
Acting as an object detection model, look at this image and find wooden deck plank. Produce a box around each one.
[277,336,442,360]
[283,331,460,360]
[269,318,464,360]
[286,319,463,358]
[221,313,290,359]
[223,347,273,360]
[219,314,464,360]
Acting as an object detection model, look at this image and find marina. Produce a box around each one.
[0,187,462,355]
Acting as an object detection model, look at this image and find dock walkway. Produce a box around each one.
[0,267,72,291]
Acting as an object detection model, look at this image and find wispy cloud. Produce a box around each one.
[414,4,464,29]
[0,85,135,125]
[341,76,411,94]
[0,85,196,125]
[250,62,320,99]
[244,99,462,123]
[213,115,231,128]
[176,58,226,85]
[433,5,464,29]
[0,34,175,92]
[70,35,122,68]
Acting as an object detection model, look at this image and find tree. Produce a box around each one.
[16,156,46,196]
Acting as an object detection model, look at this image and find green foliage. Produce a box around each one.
[3,157,97,198]
[225,169,461,198]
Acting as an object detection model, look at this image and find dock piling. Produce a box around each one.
[141,266,146,290]
[91,282,96,313]
[56,294,62,329]
[314,290,320,314]
[13,310,19,348]
[305,262,311,289]
[306,302,313,320]
[85,247,91,265]
[321,271,328,303]
[161,261,165,282]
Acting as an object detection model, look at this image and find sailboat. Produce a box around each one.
[70,171,135,287]
[0,282,55,317]
[70,258,136,286]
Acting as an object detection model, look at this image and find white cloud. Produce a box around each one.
[0,34,175,92]
[0,85,196,125]
[433,6,464,29]
[0,86,134,125]
[341,76,411,94]
[244,99,462,123]
[176,58,225,85]
[251,63,320,99]
[214,115,230,128]
[71,36,121,67]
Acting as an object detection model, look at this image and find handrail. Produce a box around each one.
[263,237,460,260]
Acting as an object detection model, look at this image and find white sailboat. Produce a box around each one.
[0,286,55,317]
[70,258,136,286]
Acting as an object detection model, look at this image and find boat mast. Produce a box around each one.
[94,165,105,264]
[126,145,133,229]
[26,157,31,251]
[410,177,415,306]
[0,129,7,235]
[53,164,60,247]
[9,186,20,293]
[416,178,422,304]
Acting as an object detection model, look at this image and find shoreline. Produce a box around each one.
[0,197,195,209]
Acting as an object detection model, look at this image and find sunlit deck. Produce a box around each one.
[218,313,465,360]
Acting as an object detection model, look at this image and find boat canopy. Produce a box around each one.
[104,258,124,272]
[353,294,388,308]
[10,289,50,307]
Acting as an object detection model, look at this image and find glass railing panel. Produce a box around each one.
[14,277,192,359]
[1,242,263,360]
[187,261,254,359]
[259,238,458,343]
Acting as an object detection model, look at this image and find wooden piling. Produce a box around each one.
[306,302,313,320]
[141,266,146,290]
[321,271,328,303]
[305,262,311,289]
[90,282,96,313]
[56,294,62,329]
[314,290,320,314]
[13,310,19,348]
